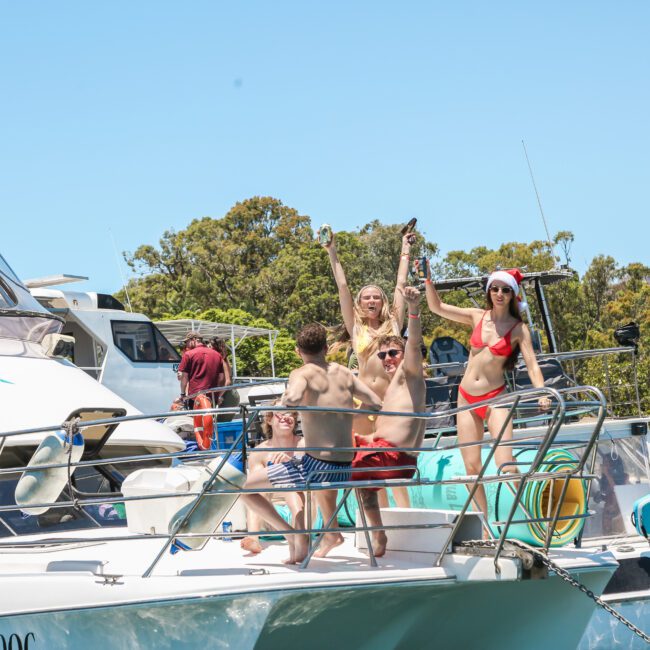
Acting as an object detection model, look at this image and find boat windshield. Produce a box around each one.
[583,435,650,539]
[0,254,21,285]
[0,312,63,344]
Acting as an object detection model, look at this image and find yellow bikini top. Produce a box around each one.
[355,324,373,356]
[354,321,400,358]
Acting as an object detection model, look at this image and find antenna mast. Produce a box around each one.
[109,229,133,312]
[522,140,555,254]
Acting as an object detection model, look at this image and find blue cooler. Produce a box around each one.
[215,419,243,449]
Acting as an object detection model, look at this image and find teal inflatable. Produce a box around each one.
[337,446,586,547]
[260,504,324,541]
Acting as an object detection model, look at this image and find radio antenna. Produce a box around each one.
[522,139,555,254]
[109,228,133,312]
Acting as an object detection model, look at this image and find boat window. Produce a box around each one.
[97,294,125,311]
[111,320,181,363]
[583,436,650,539]
[154,325,181,362]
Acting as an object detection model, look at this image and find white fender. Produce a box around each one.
[15,430,85,515]
[169,453,246,552]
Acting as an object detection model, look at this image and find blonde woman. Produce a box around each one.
[240,403,304,554]
[322,230,412,436]
[323,229,413,508]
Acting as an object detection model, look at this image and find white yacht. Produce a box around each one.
[0,253,631,648]
[27,277,286,414]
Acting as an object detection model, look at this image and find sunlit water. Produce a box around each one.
[578,599,650,649]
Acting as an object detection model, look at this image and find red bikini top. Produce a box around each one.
[469,312,519,357]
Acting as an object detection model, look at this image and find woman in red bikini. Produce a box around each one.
[424,267,550,526]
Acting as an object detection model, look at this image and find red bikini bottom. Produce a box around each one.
[458,385,506,421]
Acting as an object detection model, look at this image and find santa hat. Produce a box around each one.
[486,269,527,311]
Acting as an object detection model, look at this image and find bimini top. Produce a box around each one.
[155,319,280,377]
[432,268,574,293]
[0,253,64,344]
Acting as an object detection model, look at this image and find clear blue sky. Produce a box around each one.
[1,2,648,295]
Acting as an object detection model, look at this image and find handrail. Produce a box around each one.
[0,384,608,575]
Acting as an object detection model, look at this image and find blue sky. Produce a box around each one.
[1,2,648,295]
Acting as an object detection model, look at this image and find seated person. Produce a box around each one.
[240,402,304,554]
[353,286,426,557]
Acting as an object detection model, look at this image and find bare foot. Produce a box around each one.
[282,535,297,565]
[372,531,387,558]
[240,536,263,554]
[313,532,344,558]
[294,534,309,564]
[282,534,309,565]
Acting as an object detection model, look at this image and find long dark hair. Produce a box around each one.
[486,291,522,371]
[209,337,228,359]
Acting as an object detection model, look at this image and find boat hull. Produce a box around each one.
[0,566,614,650]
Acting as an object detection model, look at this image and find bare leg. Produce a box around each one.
[456,401,490,537]
[487,406,519,537]
[392,487,411,508]
[243,468,308,564]
[486,406,515,474]
[285,491,306,532]
[313,489,344,558]
[241,506,264,554]
[378,489,389,508]
[359,488,387,557]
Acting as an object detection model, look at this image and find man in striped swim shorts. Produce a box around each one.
[242,323,382,565]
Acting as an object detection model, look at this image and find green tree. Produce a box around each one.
[120,197,312,318]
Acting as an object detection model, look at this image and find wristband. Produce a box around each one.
[400,253,410,259]
[424,279,432,285]
[408,312,420,319]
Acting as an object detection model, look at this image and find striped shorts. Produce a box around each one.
[267,454,352,488]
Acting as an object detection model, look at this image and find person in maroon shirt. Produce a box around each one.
[177,333,224,406]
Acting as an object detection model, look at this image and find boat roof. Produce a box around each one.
[23,274,89,289]
[155,319,279,345]
[433,268,574,292]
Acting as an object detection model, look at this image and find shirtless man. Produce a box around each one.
[352,286,426,557]
[241,323,382,565]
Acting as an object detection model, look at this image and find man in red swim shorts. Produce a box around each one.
[353,286,426,557]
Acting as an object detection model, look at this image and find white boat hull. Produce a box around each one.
[0,535,616,650]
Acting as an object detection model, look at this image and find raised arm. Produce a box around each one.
[351,374,382,411]
[281,369,308,407]
[518,323,551,410]
[423,260,481,326]
[400,286,425,376]
[392,232,414,332]
[323,233,355,337]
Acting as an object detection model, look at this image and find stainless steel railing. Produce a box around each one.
[0,385,607,576]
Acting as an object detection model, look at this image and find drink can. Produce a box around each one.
[416,256,428,281]
[222,521,232,542]
[318,224,333,246]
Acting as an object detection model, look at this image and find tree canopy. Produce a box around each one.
[118,196,648,413]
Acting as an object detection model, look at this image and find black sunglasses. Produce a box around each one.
[377,349,402,360]
[489,286,512,294]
